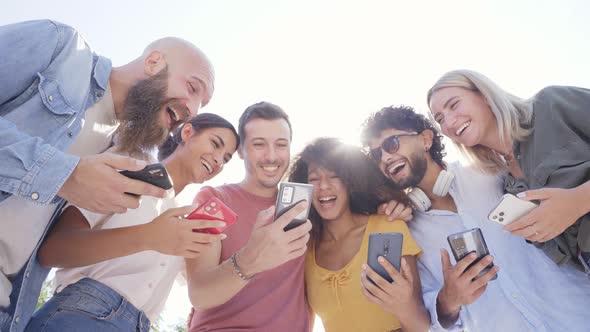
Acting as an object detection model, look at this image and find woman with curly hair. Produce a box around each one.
[289,137,428,332]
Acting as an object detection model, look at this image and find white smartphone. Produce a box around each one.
[488,193,538,225]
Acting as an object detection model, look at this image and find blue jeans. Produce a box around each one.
[24,278,150,332]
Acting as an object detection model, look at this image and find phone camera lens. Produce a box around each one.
[499,217,504,222]
[499,212,505,216]
[492,215,498,219]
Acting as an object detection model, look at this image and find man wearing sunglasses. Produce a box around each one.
[360,105,590,332]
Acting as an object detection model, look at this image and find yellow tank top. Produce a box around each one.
[305,215,422,332]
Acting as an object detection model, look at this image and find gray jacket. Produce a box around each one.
[505,85,590,266]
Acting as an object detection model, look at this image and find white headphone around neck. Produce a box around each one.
[407,169,455,212]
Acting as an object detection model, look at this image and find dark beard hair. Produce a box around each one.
[115,66,172,156]
[389,151,428,190]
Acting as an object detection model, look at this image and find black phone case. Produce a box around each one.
[447,228,496,280]
[274,182,313,231]
[367,232,403,283]
[119,163,173,190]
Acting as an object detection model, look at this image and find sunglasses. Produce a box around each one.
[369,132,419,162]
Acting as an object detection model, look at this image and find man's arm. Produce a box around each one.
[38,204,225,268]
[186,199,311,310]
[0,20,84,204]
[0,21,167,211]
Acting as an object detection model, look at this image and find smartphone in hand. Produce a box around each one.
[187,197,238,234]
[274,182,314,231]
[367,232,403,283]
[447,228,496,281]
[488,194,538,226]
[119,163,173,190]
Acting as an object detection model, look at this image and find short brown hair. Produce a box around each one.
[238,101,292,142]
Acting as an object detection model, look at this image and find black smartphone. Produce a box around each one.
[119,163,173,190]
[274,182,314,231]
[447,228,496,281]
[367,232,403,283]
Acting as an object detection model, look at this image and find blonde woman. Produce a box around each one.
[427,69,590,268]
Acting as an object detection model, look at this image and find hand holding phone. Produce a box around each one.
[143,204,226,258]
[235,202,312,276]
[367,232,403,283]
[488,194,538,225]
[119,163,173,190]
[186,197,238,234]
[274,182,314,231]
[447,228,496,281]
[437,228,499,320]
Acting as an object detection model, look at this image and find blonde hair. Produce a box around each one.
[427,69,533,173]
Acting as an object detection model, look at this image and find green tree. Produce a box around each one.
[36,280,54,310]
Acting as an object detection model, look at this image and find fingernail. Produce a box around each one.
[361,264,367,271]
[486,256,493,262]
[378,256,385,263]
[220,234,227,239]
[218,222,226,227]
[517,192,525,198]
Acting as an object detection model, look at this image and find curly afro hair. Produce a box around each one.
[360,105,446,166]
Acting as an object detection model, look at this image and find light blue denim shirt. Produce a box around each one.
[410,162,590,332]
[0,20,111,332]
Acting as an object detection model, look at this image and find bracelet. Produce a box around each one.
[231,253,255,281]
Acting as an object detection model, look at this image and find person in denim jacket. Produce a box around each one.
[0,19,214,332]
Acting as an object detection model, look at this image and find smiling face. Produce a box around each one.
[307,163,351,222]
[368,128,428,190]
[178,125,238,184]
[429,86,498,148]
[161,46,213,129]
[239,118,291,192]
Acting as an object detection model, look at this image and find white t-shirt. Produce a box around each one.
[0,85,117,308]
[54,194,184,322]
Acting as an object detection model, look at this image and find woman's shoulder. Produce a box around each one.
[367,214,410,233]
[533,85,590,118]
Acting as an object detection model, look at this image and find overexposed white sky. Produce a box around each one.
[3,0,590,330]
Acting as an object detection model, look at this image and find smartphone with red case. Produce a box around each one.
[186,197,238,234]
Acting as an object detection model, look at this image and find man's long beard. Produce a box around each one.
[115,67,172,156]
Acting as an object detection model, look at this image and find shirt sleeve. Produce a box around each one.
[528,86,590,188]
[419,261,466,332]
[0,20,85,203]
[193,186,224,206]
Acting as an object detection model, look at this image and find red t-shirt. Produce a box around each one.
[189,184,310,332]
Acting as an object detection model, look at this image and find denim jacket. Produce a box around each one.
[0,20,111,332]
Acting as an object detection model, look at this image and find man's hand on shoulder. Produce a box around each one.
[377,200,413,222]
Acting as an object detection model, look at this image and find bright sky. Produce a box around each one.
[3,0,590,330]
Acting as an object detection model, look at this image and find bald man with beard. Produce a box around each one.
[0,20,214,332]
